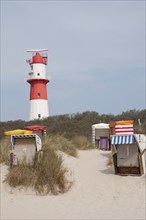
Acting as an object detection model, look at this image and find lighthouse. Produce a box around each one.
[27,49,49,120]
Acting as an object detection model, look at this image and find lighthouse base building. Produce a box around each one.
[27,49,49,120]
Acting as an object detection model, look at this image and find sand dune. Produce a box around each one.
[1,149,146,220]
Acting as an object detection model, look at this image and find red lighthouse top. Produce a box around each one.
[27,49,48,65]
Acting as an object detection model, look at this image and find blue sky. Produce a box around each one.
[1,0,145,121]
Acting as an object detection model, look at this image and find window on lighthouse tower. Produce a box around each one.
[38,92,41,97]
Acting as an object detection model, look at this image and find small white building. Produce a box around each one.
[92,123,110,150]
[10,134,42,165]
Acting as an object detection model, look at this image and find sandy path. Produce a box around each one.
[1,149,146,220]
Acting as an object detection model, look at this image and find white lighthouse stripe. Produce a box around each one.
[28,63,48,80]
[29,99,49,120]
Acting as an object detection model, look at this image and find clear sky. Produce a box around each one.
[1,0,145,121]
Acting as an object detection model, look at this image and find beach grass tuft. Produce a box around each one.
[42,135,78,157]
[106,152,113,166]
[5,147,70,195]
[2,134,94,195]
[72,135,94,150]
[0,137,11,164]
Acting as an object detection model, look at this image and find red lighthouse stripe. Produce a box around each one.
[27,79,49,100]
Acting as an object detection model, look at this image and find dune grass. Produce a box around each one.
[72,135,95,150]
[42,135,78,157]
[2,134,94,195]
[0,137,11,164]
[106,152,113,166]
[43,134,94,154]
[5,147,70,195]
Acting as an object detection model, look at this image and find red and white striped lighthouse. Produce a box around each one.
[27,49,49,120]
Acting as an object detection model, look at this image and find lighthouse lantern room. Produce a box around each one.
[27,49,49,120]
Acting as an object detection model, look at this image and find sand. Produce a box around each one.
[1,149,146,220]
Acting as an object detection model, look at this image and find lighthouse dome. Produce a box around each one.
[32,52,44,64]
